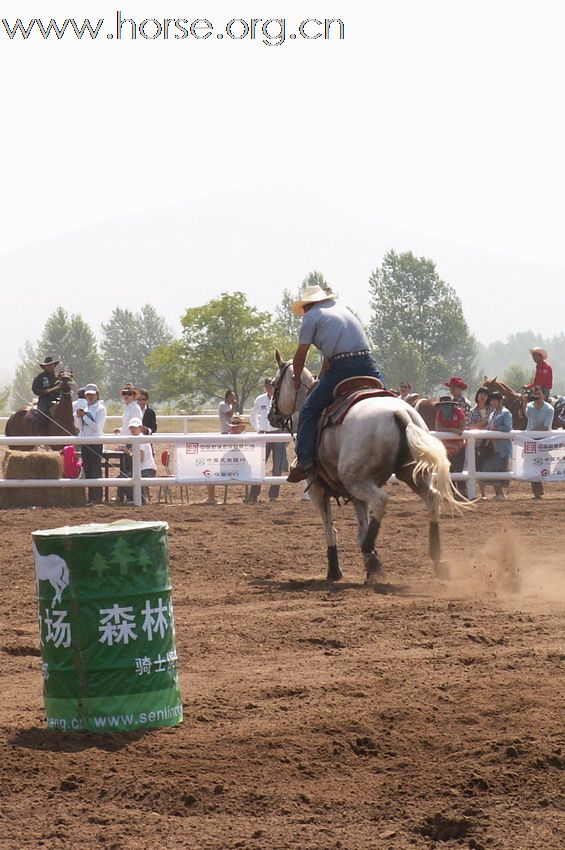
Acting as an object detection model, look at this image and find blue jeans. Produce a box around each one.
[296,353,382,469]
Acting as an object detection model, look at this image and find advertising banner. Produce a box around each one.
[512,433,565,481]
[175,440,265,484]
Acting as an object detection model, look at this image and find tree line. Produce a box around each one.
[6,251,561,413]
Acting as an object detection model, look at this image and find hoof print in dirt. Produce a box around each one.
[349,736,378,757]
[420,812,473,841]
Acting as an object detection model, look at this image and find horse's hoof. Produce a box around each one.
[326,565,343,582]
[434,560,450,581]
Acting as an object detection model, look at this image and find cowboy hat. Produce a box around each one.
[40,356,59,368]
[292,285,336,316]
[436,395,457,405]
[529,347,548,359]
[444,376,467,390]
[121,384,139,397]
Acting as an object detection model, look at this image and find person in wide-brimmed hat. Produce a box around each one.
[529,347,552,400]
[287,282,383,483]
[444,376,471,425]
[31,356,62,435]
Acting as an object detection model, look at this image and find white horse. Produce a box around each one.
[269,351,465,585]
[33,543,70,606]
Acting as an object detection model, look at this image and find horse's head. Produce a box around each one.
[56,370,74,395]
[268,349,314,430]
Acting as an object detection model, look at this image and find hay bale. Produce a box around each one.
[0,450,85,508]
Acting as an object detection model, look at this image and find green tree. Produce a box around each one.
[301,270,332,292]
[101,305,174,398]
[148,292,278,409]
[368,250,477,393]
[501,364,530,390]
[12,340,39,408]
[38,308,105,391]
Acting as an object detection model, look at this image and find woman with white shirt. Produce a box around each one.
[114,383,143,502]
[74,383,107,505]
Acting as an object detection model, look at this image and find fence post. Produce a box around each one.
[131,442,143,507]
[465,432,477,500]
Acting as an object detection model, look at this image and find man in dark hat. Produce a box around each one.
[31,356,61,435]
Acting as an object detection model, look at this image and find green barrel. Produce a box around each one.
[32,520,182,733]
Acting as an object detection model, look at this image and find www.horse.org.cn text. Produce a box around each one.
[1,14,346,46]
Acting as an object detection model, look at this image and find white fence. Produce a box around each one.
[0,428,561,507]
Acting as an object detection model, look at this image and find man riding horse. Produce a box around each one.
[287,285,383,483]
[31,356,62,436]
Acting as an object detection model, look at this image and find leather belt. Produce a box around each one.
[330,350,370,361]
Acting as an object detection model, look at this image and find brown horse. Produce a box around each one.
[413,396,440,430]
[482,377,565,430]
[4,370,77,449]
[482,377,528,430]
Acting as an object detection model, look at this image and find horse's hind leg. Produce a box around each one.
[308,482,342,582]
[397,466,447,579]
[349,486,388,585]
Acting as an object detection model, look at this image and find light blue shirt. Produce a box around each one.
[526,401,554,431]
[299,300,370,359]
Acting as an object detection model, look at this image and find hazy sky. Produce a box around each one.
[2,0,565,370]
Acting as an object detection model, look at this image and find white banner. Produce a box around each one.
[174,440,265,484]
[512,433,565,481]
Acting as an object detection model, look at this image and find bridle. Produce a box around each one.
[269,362,312,434]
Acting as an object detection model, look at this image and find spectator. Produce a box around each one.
[219,390,237,430]
[468,386,492,500]
[74,383,106,505]
[137,388,157,435]
[525,384,554,499]
[247,378,288,503]
[201,389,238,505]
[398,381,412,400]
[31,356,61,436]
[114,384,143,503]
[435,395,466,495]
[484,390,512,501]
[444,376,472,424]
[529,347,553,400]
[128,417,156,504]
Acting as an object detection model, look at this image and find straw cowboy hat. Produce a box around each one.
[39,356,59,368]
[529,346,548,359]
[292,285,336,316]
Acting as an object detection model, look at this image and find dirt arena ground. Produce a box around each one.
[0,481,564,850]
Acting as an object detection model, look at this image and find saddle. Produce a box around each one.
[25,407,40,423]
[313,379,398,499]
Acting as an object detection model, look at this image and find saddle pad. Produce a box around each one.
[321,388,398,429]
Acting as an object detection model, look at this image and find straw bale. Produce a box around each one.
[0,451,85,508]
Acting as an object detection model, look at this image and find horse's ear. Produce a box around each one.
[275,349,283,366]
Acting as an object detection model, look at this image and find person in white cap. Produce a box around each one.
[529,347,552,400]
[287,284,382,482]
[74,383,106,505]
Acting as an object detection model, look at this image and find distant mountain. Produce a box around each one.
[2,186,565,373]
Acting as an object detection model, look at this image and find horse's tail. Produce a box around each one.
[394,410,466,511]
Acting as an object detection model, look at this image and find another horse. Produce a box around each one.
[269,351,464,585]
[482,377,527,430]
[4,370,77,449]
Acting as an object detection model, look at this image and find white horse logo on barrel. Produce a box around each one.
[33,542,70,606]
